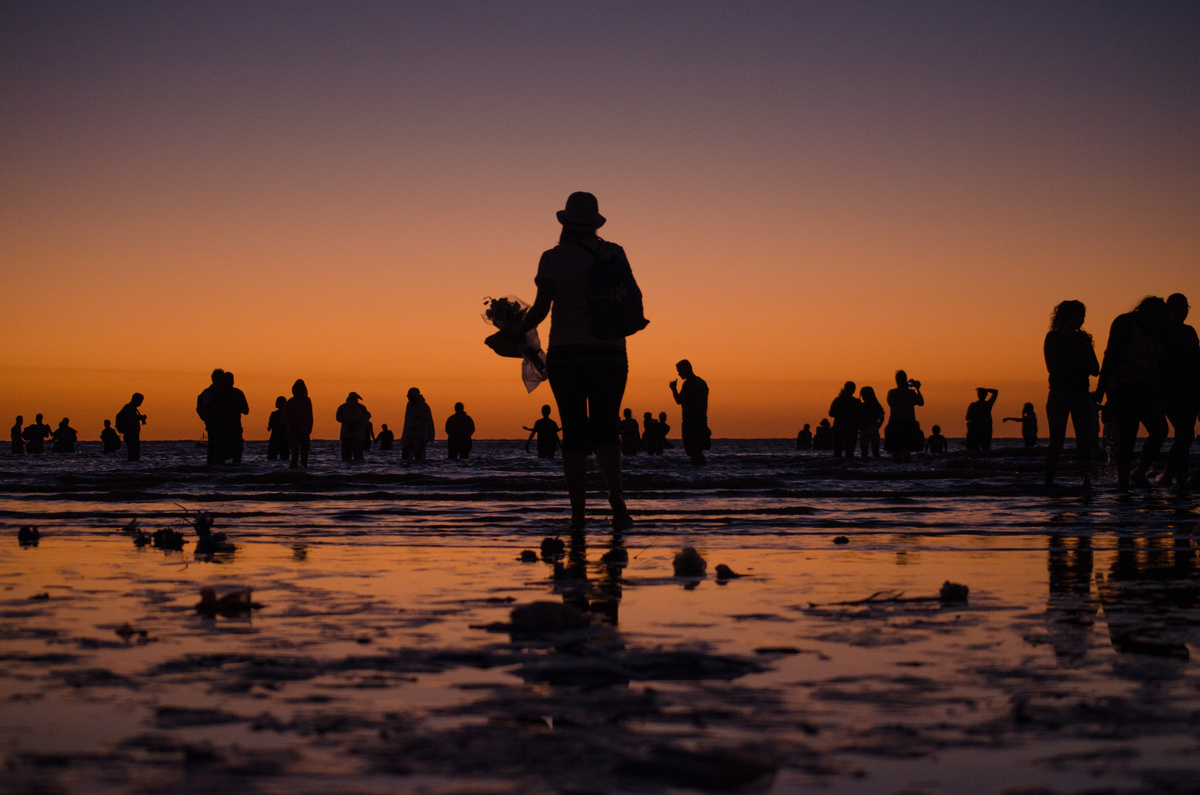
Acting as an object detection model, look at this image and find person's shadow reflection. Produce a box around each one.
[1044,532,1100,665]
[557,529,626,626]
[1096,531,1197,660]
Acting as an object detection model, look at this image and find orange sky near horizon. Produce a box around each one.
[2,3,1197,441]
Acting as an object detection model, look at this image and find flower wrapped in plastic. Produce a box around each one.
[482,296,547,393]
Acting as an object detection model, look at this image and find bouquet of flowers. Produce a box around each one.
[482,295,547,393]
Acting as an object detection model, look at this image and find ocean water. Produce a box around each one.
[2,437,1176,542]
[3,439,1200,794]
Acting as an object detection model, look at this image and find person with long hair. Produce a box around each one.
[1044,300,1099,487]
[283,379,313,469]
[858,386,884,458]
[506,192,634,529]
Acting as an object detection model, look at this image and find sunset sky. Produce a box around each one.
[3,1,1197,441]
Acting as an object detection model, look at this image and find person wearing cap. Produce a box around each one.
[336,391,371,462]
[400,387,435,461]
[505,191,635,530]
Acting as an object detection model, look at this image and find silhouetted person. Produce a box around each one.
[400,387,435,461]
[619,408,641,456]
[445,402,475,459]
[796,423,813,450]
[115,393,146,461]
[642,411,666,455]
[671,359,710,466]
[829,381,861,458]
[965,387,999,452]
[11,416,23,455]
[812,418,833,450]
[22,414,50,454]
[1044,300,1099,487]
[1160,293,1199,489]
[524,404,560,459]
[266,396,289,461]
[336,391,371,462]
[1095,297,1169,490]
[504,191,635,529]
[196,368,225,465]
[926,424,948,454]
[50,418,77,453]
[858,386,884,458]
[657,411,671,448]
[100,419,121,453]
[283,378,313,468]
[885,371,923,463]
[1002,402,1039,448]
[212,371,250,464]
[377,423,395,451]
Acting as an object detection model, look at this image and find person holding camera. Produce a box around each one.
[885,370,924,463]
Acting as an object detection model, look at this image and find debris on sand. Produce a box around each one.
[152,528,186,551]
[17,525,39,546]
[120,518,139,534]
[509,601,589,635]
[715,564,741,580]
[519,550,538,563]
[673,547,707,577]
[191,512,236,556]
[539,536,565,560]
[115,623,150,643]
[618,743,779,792]
[938,581,970,603]
[195,587,260,617]
[833,535,850,545]
[811,581,971,608]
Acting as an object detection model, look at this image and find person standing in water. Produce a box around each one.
[671,359,710,466]
[100,419,121,453]
[502,191,636,529]
[115,393,146,462]
[1043,300,1099,487]
[524,405,561,459]
[1002,403,1039,448]
[965,388,999,452]
[11,416,23,455]
[283,379,313,469]
[445,402,475,459]
[885,371,923,463]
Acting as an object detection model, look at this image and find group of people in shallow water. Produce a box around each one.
[1043,293,1198,492]
[11,395,146,461]
[790,293,1200,493]
[198,371,473,467]
[796,371,927,463]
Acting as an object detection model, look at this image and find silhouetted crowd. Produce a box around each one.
[794,293,1199,493]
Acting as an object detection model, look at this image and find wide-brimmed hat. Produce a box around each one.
[556,192,605,230]
[348,391,362,401]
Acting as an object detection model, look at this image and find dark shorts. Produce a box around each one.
[547,345,628,455]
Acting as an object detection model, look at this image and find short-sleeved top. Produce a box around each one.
[536,239,628,352]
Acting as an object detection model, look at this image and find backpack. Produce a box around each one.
[578,239,649,340]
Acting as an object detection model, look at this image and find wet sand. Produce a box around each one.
[3,519,1200,794]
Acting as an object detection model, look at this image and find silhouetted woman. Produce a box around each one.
[283,379,313,468]
[885,371,923,463]
[506,192,634,529]
[1002,402,1038,448]
[267,396,289,461]
[858,386,884,458]
[1095,296,1169,490]
[829,381,861,459]
[1043,300,1098,487]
